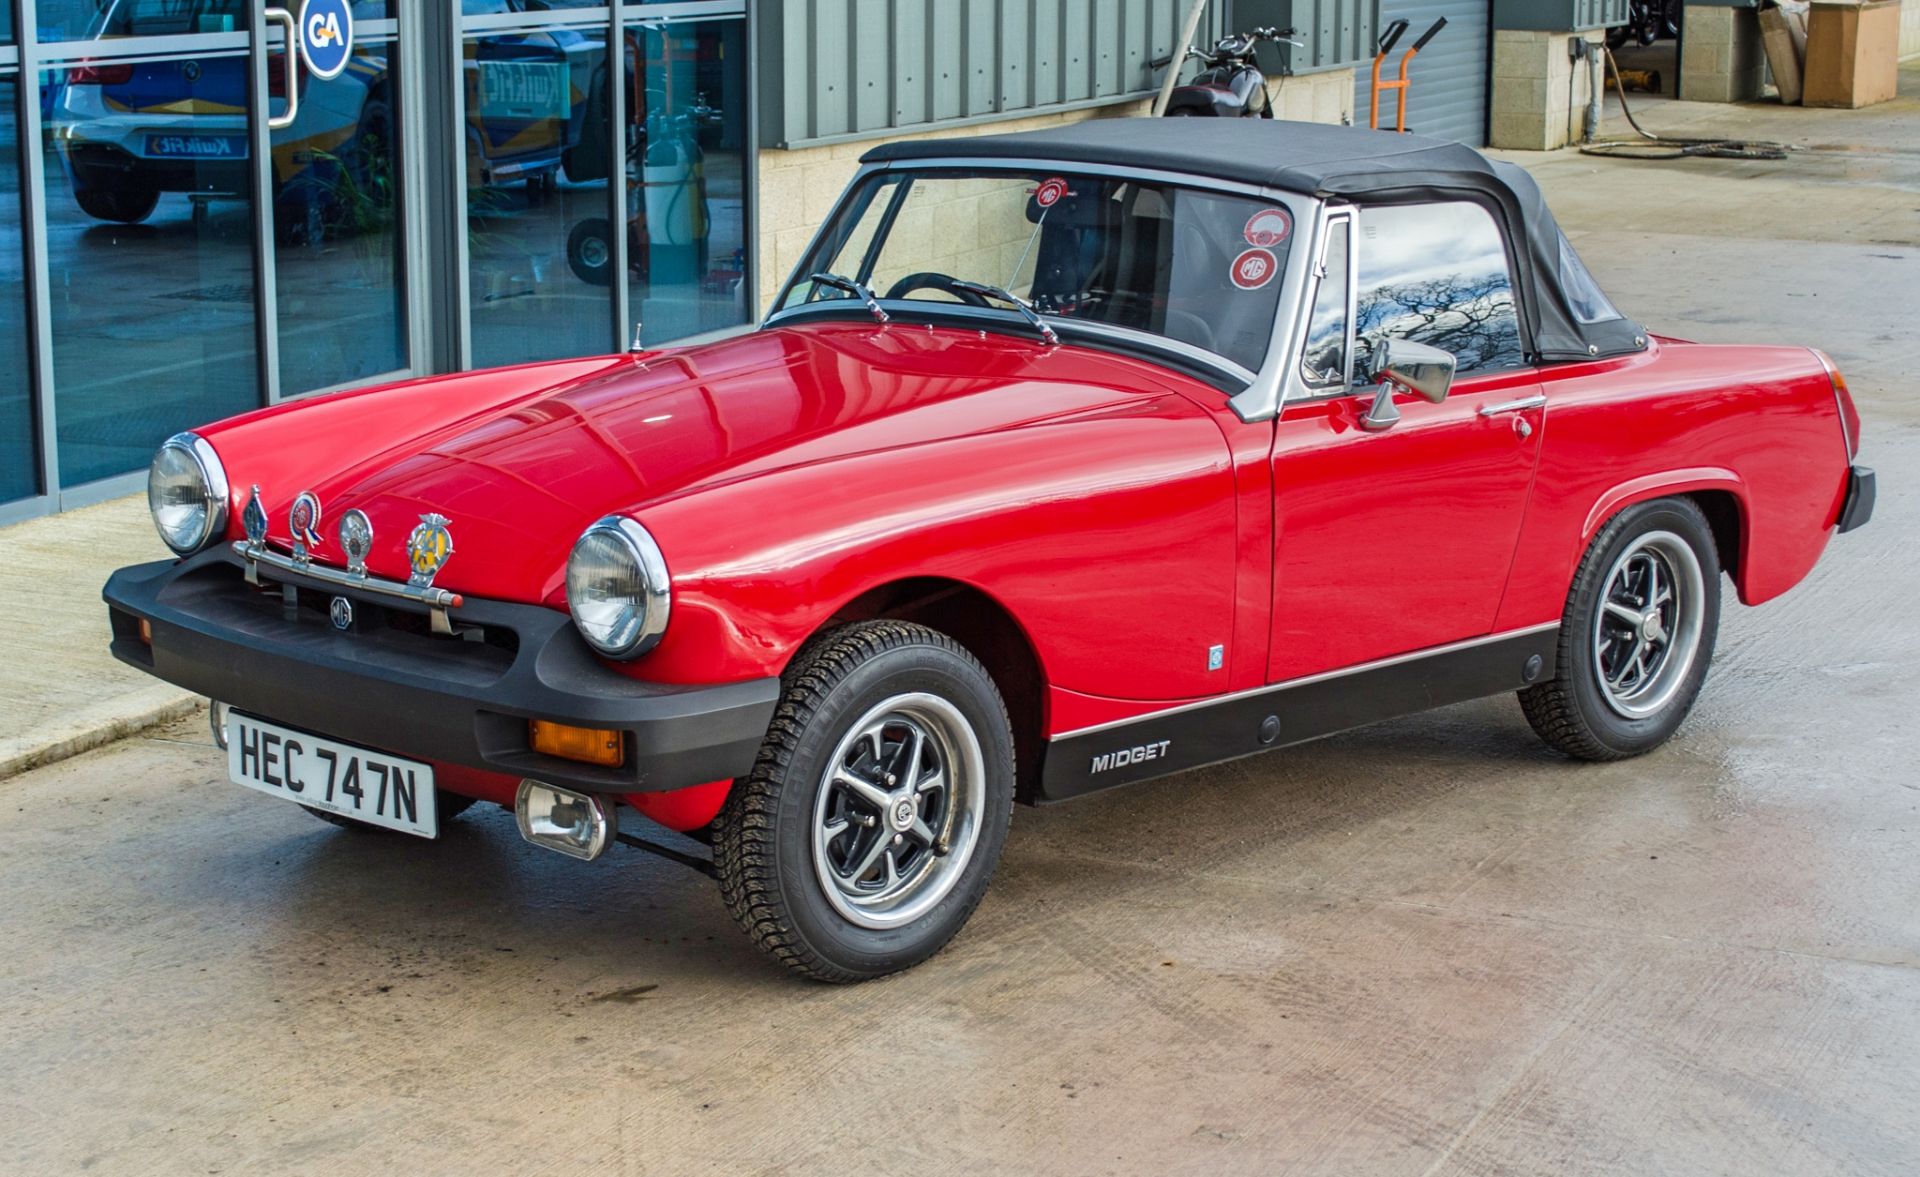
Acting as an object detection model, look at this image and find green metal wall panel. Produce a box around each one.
[759,0,1231,148]
[1231,0,1377,73]
[1492,0,1629,31]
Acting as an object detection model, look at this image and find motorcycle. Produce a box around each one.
[1152,26,1303,118]
[1608,0,1682,48]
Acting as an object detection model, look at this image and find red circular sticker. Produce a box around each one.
[1243,207,1292,247]
[1230,248,1278,290]
[1032,177,1069,208]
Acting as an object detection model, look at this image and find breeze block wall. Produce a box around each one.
[1679,3,1767,102]
[1489,28,1607,151]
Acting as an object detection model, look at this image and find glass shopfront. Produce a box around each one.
[1,34,36,505]
[1,0,751,521]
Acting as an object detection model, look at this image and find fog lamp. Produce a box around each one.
[529,719,625,767]
[515,780,615,861]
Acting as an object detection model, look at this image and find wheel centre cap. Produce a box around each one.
[889,798,916,831]
[1641,613,1664,642]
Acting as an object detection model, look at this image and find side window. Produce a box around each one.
[1298,218,1350,389]
[1354,201,1526,375]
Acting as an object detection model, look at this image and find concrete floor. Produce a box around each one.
[4,77,1919,1176]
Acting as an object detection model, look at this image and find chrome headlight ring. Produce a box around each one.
[147,431,230,556]
[565,515,672,659]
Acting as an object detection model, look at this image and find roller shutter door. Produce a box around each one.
[1356,1,1490,146]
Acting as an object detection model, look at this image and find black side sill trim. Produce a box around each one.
[1037,626,1559,802]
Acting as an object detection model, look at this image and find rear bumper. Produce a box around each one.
[1838,464,1875,534]
[104,552,779,795]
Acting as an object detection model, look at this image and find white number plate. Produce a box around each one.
[226,713,438,838]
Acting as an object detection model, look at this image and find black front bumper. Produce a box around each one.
[1838,464,1875,534]
[104,552,780,795]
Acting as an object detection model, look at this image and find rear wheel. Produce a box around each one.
[714,622,1015,982]
[76,185,160,224]
[1520,497,1720,760]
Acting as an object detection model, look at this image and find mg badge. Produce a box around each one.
[406,513,454,589]
[338,509,373,580]
[242,485,268,548]
[329,595,354,631]
[289,491,324,566]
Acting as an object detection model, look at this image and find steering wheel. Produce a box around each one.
[883,272,993,306]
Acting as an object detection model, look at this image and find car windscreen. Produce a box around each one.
[780,168,1294,374]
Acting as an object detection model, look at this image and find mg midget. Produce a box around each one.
[105,119,1873,981]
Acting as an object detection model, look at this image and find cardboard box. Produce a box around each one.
[1802,0,1899,109]
[1759,7,1804,105]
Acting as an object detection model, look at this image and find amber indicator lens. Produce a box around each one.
[138,619,153,644]
[529,720,625,767]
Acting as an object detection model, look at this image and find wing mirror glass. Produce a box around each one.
[1358,337,1457,433]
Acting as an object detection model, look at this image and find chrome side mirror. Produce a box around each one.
[1358,337,1457,433]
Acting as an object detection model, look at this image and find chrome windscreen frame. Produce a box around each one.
[761,156,1325,423]
[1277,202,1360,412]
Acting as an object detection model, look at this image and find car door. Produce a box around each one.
[1268,200,1547,683]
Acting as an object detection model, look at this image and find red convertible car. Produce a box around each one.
[107,120,1872,981]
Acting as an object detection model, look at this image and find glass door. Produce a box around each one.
[36,0,263,489]
[0,18,35,507]
[258,1,412,398]
[460,1,615,369]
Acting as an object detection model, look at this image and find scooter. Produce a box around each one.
[1153,26,1303,118]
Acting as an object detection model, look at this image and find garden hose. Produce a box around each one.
[1579,45,1790,161]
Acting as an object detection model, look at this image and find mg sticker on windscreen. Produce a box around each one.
[1031,177,1071,208]
[1230,247,1277,290]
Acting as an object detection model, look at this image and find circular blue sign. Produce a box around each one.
[298,0,354,81]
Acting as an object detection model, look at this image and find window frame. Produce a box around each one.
[1350,197,1532,381]
[1295,206,1355,395]
[1284,195,1535,407]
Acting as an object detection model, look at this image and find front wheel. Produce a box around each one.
[714,622,1015,982]
[1520,497,1721,760]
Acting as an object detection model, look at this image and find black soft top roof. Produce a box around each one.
[863,119,1645,364]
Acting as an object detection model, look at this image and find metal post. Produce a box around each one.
[247,3,281,404]
[444,0,471,371]
[396,0,432,378]
[16,0,61,504]
[1152,0,1210,116]
[744,0,760,324]
[610,3,629,350]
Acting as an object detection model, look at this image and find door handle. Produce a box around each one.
[1476,394,1547,417]
[265,7,299,130]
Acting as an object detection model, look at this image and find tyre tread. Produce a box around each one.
[1519,497,1716,761]
[712,621,1011,983]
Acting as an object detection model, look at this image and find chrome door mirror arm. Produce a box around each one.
[1356,336,1457,433]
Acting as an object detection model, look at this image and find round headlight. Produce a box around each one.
[147,432,229,555]
[565,515,671,659]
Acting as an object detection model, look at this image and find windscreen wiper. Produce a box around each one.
[807,272,889,324]
[950,280,1059,347]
